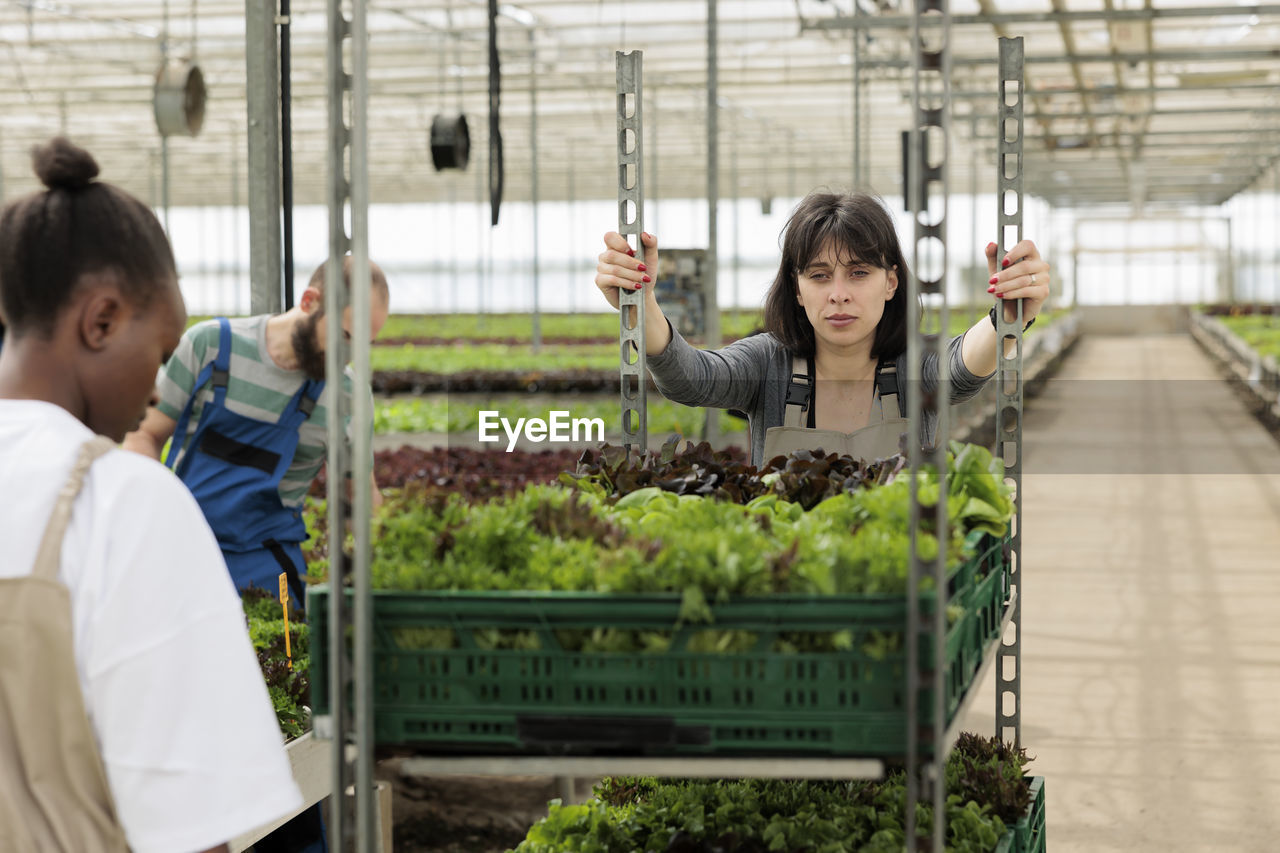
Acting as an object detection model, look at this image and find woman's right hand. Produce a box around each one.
[595,231,659,311]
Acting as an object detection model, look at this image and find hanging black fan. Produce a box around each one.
[430,114,471,170]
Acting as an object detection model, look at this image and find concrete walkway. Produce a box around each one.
[957,334,1280,852]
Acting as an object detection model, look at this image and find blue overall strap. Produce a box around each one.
[208,317,234,408]
[277,379,325,431]
[164,318,234,470]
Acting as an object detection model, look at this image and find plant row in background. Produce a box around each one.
[311,445,589,497]
[512,733,1034,853]
[374,307,1047,346]
[376,311,766,344]
[372,396,747,436]
[368,313,1050,375]
[1215,313,1280,359]
[370,367,626,395]
[1198,303,1280,317]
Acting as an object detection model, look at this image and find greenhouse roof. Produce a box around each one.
[0,0,1276,210]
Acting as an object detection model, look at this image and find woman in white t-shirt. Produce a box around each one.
[0,137,303,853]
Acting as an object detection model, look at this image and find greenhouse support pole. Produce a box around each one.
[449,180,459,313]
[649,87,658,236]
[852,0,862,188]
[1225,215,1235,304]
[281,0,296,309]
[970,119,980,323]
[704,0,721,444]
[231,125,242,311]
[246,0,282,315]
[322,0,352,839]
[322,0,377,849]
[1071,214,1080,307]
[731,110,740,313]
[905,1,951,850]
[530,29,542,352]
[477,142,488,316]
[161,136,171,235]
[617,50,647,457]
[995,36,1026,751]
[350,0,376,842]
[568,141,577,311]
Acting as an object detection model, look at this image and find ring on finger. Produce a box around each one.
[1030,273,1037,285]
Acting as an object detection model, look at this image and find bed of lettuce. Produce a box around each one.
[512,733,1034,853]
[242,587,311,740]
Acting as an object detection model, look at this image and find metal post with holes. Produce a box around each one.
[905,0,951,850]
[616,51,647,457]
[320,0,378,849]
[995,35,1025,751]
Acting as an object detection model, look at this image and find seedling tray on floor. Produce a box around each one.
[309,533,1008,757]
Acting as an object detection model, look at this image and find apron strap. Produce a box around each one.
[32,436,117,582]
[783,355,814,429]
[876,360,902,419]
[263,539,308,612]
[787,355,901,429]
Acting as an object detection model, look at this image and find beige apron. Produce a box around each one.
[762,356,909,463]
[0,436,130,853]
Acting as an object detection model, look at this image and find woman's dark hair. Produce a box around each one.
[0,137,177,338]
[763,191,911,360]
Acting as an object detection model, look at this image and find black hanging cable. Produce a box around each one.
[281,0,295,309]
[487,0,503,226]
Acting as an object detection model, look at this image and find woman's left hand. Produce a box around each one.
[985,240,1051,324]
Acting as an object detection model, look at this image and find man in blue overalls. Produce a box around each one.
[124,256,389,852]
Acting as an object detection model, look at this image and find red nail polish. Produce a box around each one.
[987,285,996,293]
[642,274,651,283]
[626,248,635,257]
[635,283,643,290]
[637,263,647,272]
[987,242,996,250]
[988,275,999,285]
[1001,258,1010,268]
[997,293,1005,299]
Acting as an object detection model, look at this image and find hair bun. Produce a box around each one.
[31,137,100,191]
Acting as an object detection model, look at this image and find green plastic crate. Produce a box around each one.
[309,534,1008,756]
[995,776,1046,853]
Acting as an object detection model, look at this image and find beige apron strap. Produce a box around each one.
[783,355,811,429]
[0,433,129,852]
[875,361,900,423]
[32,436,117,582]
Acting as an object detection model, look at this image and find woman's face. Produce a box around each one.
[82,278,186,441]
[795,240,897,355]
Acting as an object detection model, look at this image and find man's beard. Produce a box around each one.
[292,310,328,381]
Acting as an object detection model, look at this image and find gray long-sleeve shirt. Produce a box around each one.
[646,323,993,465]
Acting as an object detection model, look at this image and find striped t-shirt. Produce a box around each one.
[156,315,372,508]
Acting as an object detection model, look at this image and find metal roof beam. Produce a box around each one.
[975,127,1279,139]
[1020,106,1280,119]
[859,47,1280,68]
[803,4,1280,29]
[953,81,1280,100]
